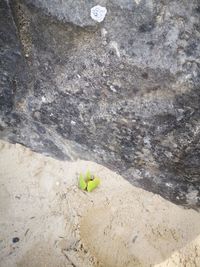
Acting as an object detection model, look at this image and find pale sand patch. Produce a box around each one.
[0,140,200,267]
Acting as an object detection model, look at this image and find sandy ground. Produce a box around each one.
[0,140,200,267]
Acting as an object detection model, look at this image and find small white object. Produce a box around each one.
[109,41,121,58]
[101,28,108,37]
[110,85,117,93]
[135,0,141,5]
[166,183,173,188]
[41,96,46,102]
[90,5,107,23]
[71,120,76,125]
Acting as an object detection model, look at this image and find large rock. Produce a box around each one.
[0,0,200,208]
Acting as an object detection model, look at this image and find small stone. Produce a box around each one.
[12,237,20,243]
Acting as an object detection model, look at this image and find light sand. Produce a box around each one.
[0,140,200,267]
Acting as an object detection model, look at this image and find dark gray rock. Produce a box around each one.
[1,0,200,208]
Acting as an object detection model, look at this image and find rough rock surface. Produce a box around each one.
[0,0,200,208]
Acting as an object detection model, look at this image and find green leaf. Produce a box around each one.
[87,177,100,192]
[79,173,87,190]
[85,170,92,182]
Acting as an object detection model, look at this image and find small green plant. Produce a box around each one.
[78,170,100,192]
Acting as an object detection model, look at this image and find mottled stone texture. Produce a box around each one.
[0,0,200,208]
